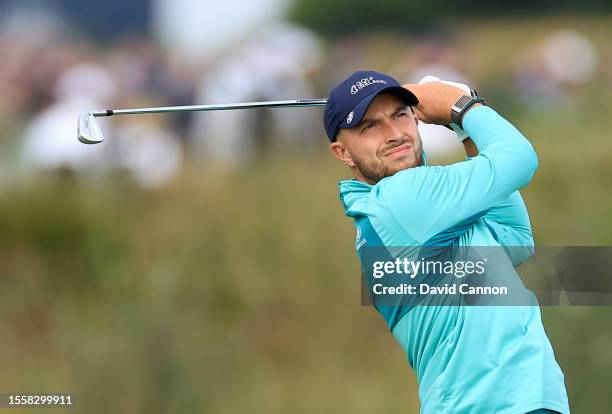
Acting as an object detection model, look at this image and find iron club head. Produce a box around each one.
[77,112,105,144]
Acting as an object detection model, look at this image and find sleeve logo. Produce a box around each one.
[355,226,366,250]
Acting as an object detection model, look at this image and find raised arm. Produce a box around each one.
[377,104,538,244]
[464,137,535,265]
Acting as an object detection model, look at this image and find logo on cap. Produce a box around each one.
[323,70,418,142]
[350,76,388,95]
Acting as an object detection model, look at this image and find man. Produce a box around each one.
[323,70,570,414]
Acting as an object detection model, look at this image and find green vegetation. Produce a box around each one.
[290,1,612,37]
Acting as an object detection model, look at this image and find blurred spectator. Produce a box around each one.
[107,37,198,140]
[392,33,470,157]
[191,22,322,165]
[514,30,599,108]
[21,63,116,177]
[19,59,183,189]
[113,119,183,189]
[542,30,598,85]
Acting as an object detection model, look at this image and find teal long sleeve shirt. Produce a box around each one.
[338,106,569,414]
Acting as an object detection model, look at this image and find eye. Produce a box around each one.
[394,111,408,119]
[361,122,376,132]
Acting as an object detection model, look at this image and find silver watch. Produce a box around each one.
[451,94,486,129]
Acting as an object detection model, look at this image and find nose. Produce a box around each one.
[382,119,403,143]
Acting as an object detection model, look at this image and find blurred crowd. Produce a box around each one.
[0,11,323,188]
[0,15,188,188]
[1,9,608,189]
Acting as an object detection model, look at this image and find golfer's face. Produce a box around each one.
[335,94,422,184]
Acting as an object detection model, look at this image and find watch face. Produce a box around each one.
[451,95,476,127]
[453,95,474,112]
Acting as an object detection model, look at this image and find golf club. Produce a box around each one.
[77,98,328,144]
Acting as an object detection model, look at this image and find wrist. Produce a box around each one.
[451,96,486,129]
[464,102,484,115]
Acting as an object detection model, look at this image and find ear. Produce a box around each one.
[330,140,356,168]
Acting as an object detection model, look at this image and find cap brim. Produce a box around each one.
[340,86,419,131]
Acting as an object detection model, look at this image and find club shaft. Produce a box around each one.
[90,99,328,117]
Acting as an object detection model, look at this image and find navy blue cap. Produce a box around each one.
[323,70,419,142]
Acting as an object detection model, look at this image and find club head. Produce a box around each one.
[77,112,105,144]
